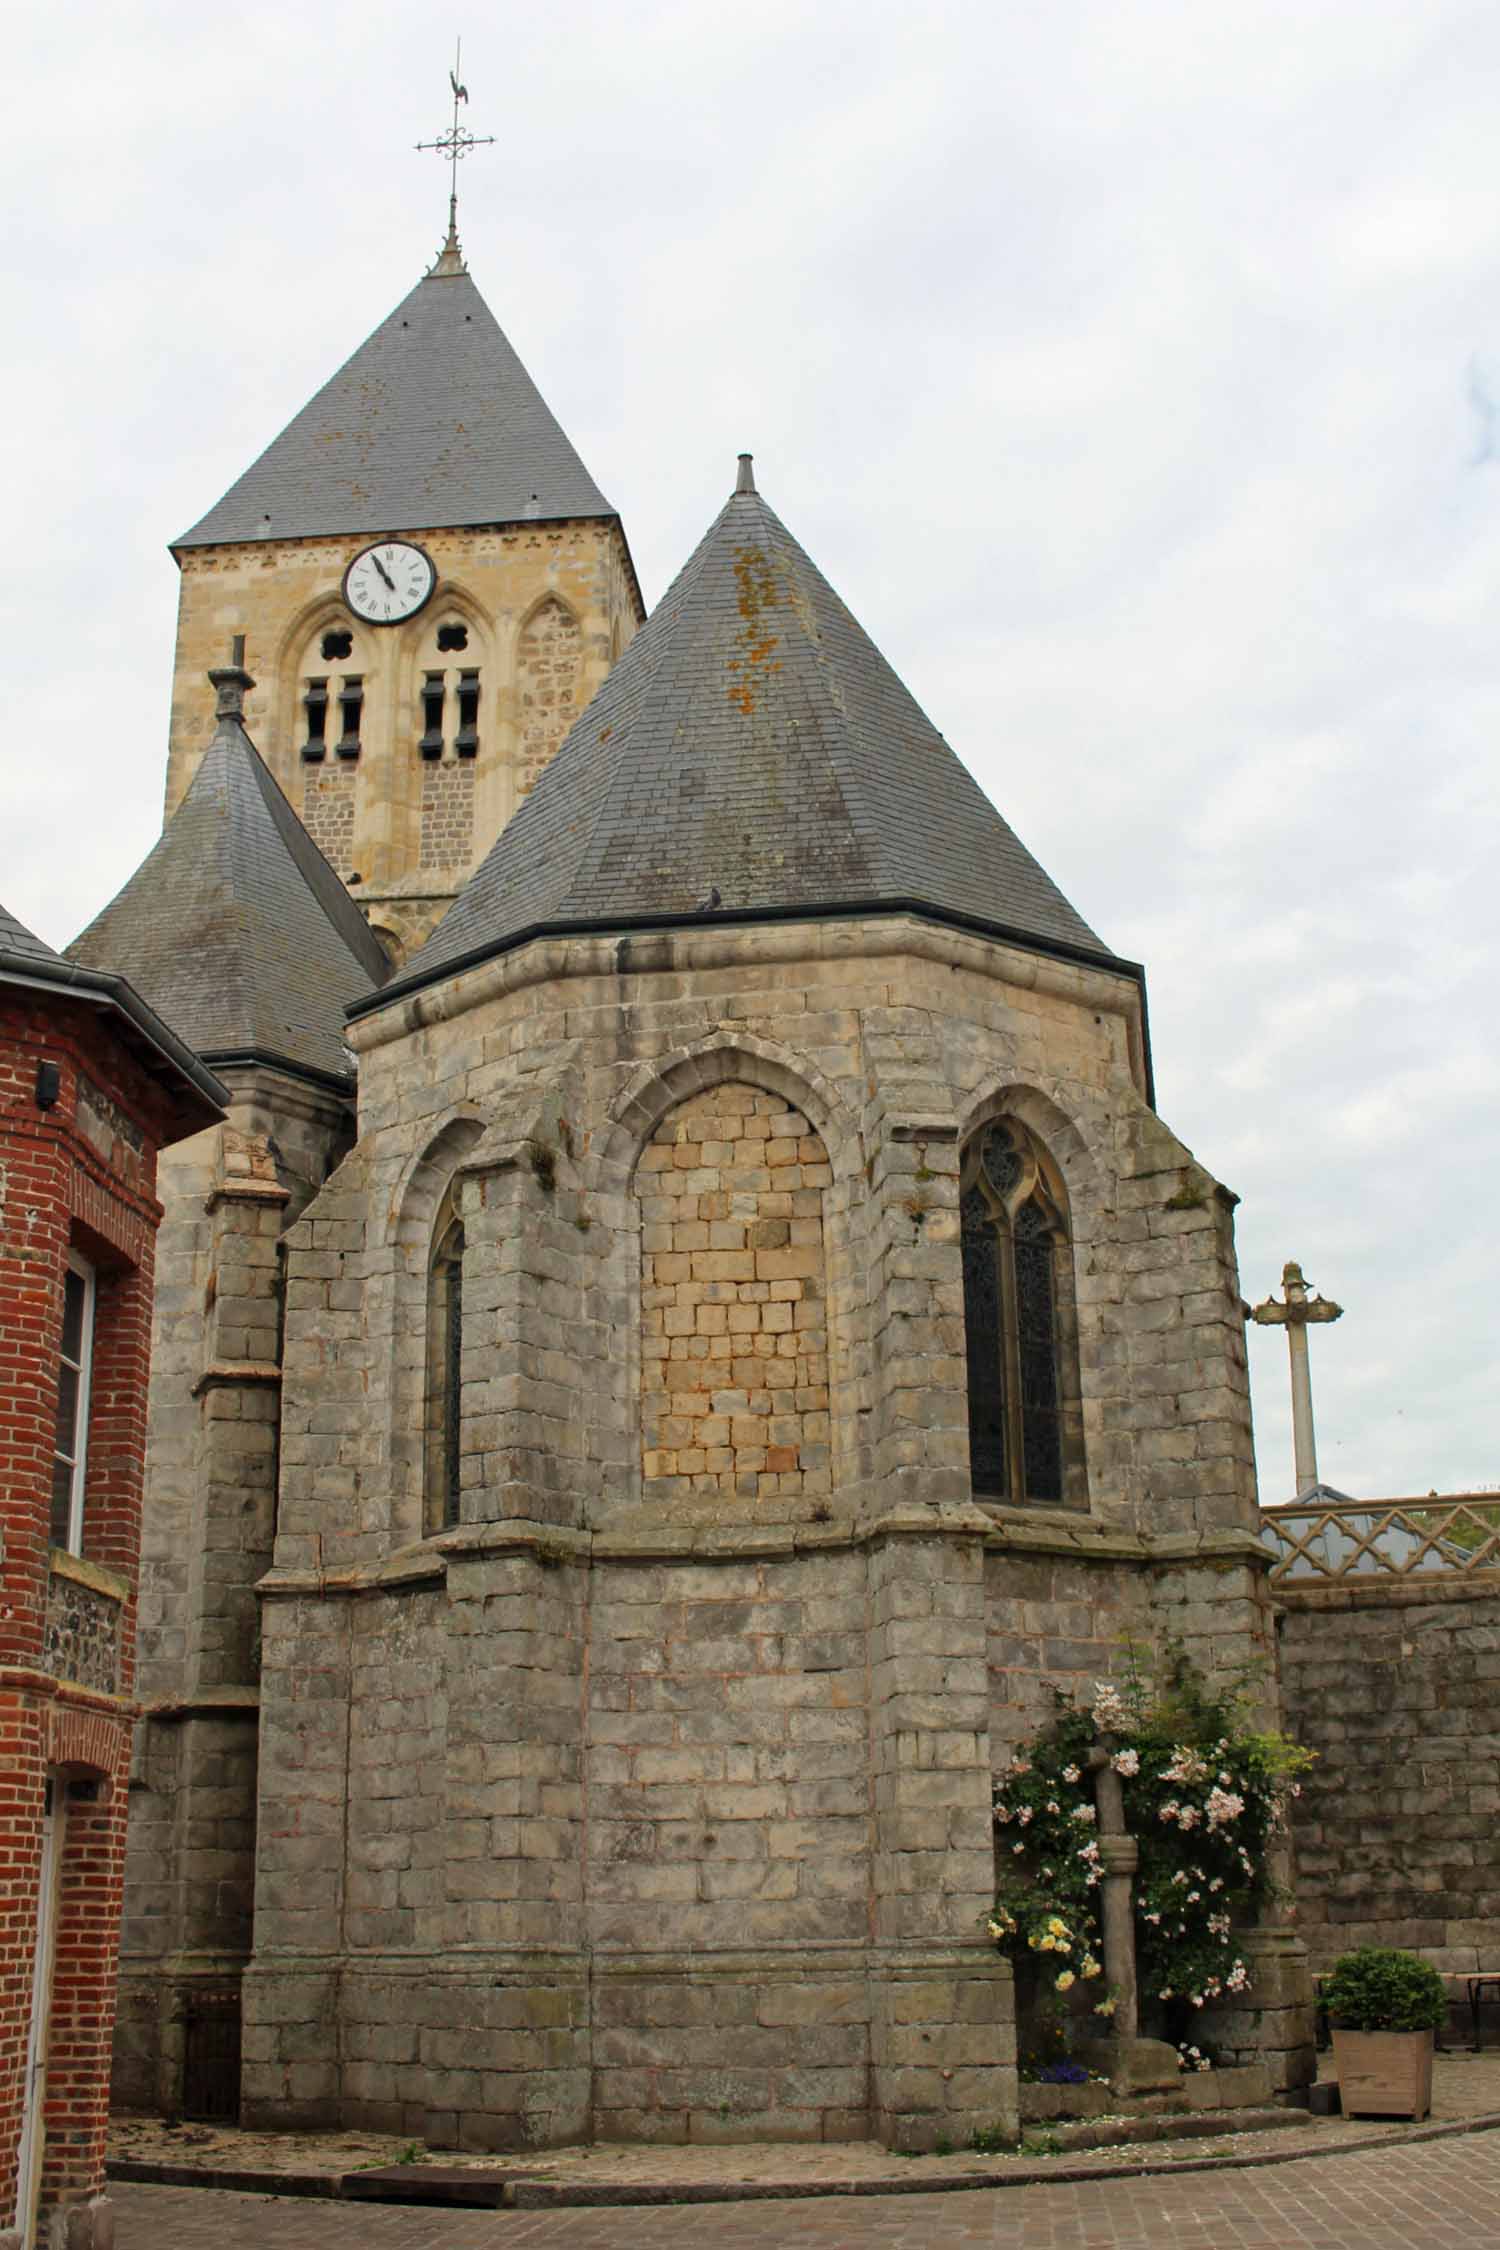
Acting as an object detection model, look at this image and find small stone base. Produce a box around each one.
[1021,2060,1272,2122]
[57,2198,115,2250]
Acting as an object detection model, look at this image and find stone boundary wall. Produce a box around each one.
[1279,1573,1500,1969]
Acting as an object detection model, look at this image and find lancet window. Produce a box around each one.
[960,1117,1071,1506]
[423,1184,466,1533]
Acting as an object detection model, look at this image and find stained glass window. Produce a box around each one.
[960,1121,1067,1506]
[425,1194,466,1533]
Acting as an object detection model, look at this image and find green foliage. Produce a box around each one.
[969,2122,1014,2153]
[990,1645,1313,2029]
[1322,1947,1447,2033]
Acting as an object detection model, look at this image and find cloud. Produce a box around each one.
[2,0,1494,1497]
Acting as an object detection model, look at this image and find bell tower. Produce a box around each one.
[162,152,641,963]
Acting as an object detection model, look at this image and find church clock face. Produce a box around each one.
[342,540,437,625]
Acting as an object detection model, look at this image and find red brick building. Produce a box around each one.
[0,903,222,2250]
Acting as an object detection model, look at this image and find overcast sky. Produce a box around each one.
[3,1,1495,1502]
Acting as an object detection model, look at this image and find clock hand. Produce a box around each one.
[372,553,396,592]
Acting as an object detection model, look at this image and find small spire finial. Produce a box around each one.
[416,39,495,275]
[735,453,756,495]
[208,638,255,724]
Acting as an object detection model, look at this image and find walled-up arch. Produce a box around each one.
[593,1035,859,1195]
[404,585,495,878]
[273,594,375,879]
[515,592,581,801]
[592,1039,868,1524]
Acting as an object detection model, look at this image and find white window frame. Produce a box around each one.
[51,1252,95,1556]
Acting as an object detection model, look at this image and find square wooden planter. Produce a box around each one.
[1330,2027,1434,2119]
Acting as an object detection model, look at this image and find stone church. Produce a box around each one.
[68,218,1312,2151]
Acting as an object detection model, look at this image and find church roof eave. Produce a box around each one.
[0,901,227,1131]
[345,897,1155,1106]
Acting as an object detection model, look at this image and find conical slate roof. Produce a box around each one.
[175,259,614,548]
[378,462,1116,1007]
[69,664,388,1087]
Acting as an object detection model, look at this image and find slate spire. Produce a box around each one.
[175,261,614,549]
[68,651,389,1088]
[371,462,1120,1010]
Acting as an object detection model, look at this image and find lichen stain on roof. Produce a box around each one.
[382,469,1116,1009]
[727,546,786,714]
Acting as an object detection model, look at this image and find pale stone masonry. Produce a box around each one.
[244,915,1310,2148]
[638,1086,832,1509]
[168,519,640,961]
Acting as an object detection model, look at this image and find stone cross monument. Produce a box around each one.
[1249,1260,1343,1499]
[1077,1745,1181,2093]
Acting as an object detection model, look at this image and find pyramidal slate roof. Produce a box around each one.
[69,663,388,1087]
[374,461,1120,1009]
[175,252,615,548]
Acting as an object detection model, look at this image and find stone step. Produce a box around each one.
[341,2163,536,2207]
[1022,2103,1315,2157]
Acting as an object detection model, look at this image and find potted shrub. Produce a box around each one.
[1322,1947,1447,2119]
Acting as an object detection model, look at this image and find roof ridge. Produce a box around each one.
[234,727,390,984]
[726,489,896,899]
[557,495,744,907]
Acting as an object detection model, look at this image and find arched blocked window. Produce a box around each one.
[423,1183,465,1533]
[960,1117,1077,1507]
[516,594,581,798]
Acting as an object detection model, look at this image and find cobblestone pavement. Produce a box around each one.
[114,2128,1500,2246]
[104,2050,1500,2201]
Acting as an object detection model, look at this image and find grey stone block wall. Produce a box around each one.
[1280,1577,1500,1968]
[226,918,1299,2148]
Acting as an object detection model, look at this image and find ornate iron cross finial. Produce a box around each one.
[415,40,495,274]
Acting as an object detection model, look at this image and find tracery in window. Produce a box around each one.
[424,1185,465,1533]
[960,1118,1068,1505]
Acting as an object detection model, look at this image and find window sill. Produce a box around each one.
[48,1545,129,1604]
